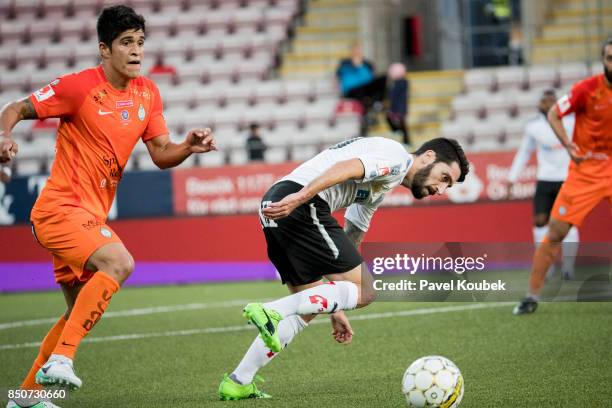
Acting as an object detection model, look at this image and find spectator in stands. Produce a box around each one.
[335,43,387,135]
[246,123,267,162]
[386,63,410,146]
[148,53,177,82]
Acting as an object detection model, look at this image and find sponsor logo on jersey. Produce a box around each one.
[50,78,60,86]
[557,94,571,115]
[121,110,130,121]
[355,189,370,202]
[33,85,55,102]
[116,100,133,108]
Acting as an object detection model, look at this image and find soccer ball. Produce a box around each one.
[402,355,464,407]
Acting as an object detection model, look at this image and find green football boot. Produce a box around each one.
[218,374,271,400]
[243,303,283,352]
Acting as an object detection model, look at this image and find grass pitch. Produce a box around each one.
[1,280,611,407]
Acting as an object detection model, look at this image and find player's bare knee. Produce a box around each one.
[98,252,134,284]
[112,255,135,284]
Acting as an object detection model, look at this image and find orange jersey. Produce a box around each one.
[555,73,612,177]
[29,65,168,220]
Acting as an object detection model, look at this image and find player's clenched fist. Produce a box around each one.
[186,127,217,154]
[0,136,18,163]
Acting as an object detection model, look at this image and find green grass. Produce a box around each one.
[1,280,611,407]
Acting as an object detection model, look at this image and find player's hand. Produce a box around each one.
[565,142,587,164]
[330,311,353,344]
[0,136,18,164]
[186,128,217,153]
[262,191,309,220]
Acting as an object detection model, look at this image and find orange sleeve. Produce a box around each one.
[555,79,588,118]
[142,81,168,142]
[29,73,88,119]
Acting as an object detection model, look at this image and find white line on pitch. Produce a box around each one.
[0,299,266,331]
[0,303,511,351]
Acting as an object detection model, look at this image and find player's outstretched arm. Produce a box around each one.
[0,98,38,163]
[263,158,365,220]
[145,127,217,169]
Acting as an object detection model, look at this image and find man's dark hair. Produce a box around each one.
[413,138,470,182]
[603,37,612,57]
[97,5,145,47]
[542,89,556,98]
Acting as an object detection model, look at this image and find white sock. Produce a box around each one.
[263,281,359,318]
[231,315,307,384]
[561,226,579,275]
[533,226,547,243]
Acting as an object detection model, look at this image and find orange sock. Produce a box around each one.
[20,316,67,390]
[529,236,561,297]
[54,271,119,359]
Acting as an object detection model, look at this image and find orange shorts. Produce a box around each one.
[551,170,612,227]
[31,206,123,285]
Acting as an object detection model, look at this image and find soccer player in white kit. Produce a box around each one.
[508,89,580,315]
[218,137,469,400]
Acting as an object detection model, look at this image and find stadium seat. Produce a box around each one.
[451,92,486,119]
[471,120,503,141]
[495,66,527,91]
[264,146,288,164]
[464,69,495,92]
[558,62,589,87]
[290,144,318,162]
[229,148,249,165]
[526,65,558,89]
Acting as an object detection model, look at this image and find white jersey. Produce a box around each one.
[283,137,412,231]
[508,113,574,183]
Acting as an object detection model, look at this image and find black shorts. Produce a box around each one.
[260,181,363,286]
[533,180,563,217]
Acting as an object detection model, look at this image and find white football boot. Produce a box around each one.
[35,354,82,390]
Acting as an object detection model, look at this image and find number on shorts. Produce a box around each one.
[259,201,278,228]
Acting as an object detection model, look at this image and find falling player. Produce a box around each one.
[218,137,469,399]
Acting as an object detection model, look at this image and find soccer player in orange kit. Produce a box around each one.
[513,38,612,315]
[0,4,216,402]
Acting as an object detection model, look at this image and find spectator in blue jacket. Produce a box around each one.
[335,44,387,135]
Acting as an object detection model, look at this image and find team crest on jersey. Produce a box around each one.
[121,110,130,121]
[138,104,146,121]
[100,227,112,238]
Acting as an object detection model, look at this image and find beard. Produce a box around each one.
[410,163,436,199]
[605,66,612,84]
